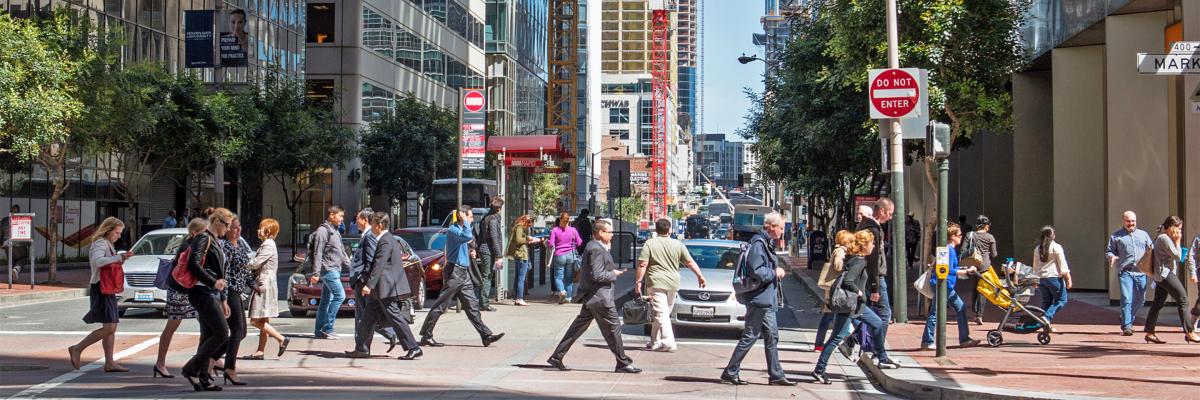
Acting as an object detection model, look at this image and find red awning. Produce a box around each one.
[486,135,569,157]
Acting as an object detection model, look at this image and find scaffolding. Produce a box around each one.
[548,0,580,208]
[649,9,671,219]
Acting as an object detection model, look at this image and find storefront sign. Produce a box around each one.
[9,214,33,242]
[504,157,544,168]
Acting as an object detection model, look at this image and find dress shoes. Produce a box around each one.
[344,350,371,359]
[482,333,505,347]
[398,349,423,360]
[719,374,748,385]
[614,365,643,374]
[769,378,797,386]
[546,358,571,371]
[481,306,498,312]
[386,338,398,353]
[420,337,445,347]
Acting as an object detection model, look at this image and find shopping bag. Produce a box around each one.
[154,258,173,290]
[99,262,124,295]
[914,268,934,299]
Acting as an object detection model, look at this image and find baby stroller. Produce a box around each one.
[975,261,1053,347]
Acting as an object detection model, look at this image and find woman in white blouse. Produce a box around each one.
[243,218,288,359]
[68,217,133,372]
[1033,226,1071,327]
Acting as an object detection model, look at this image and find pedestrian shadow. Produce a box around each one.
[297,350,362,359]
[663,376,724,384]
[513,363,559,370]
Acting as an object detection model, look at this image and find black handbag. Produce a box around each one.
[827,273,858,314]
[622,297,653,325]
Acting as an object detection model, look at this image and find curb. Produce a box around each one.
[856,356,1112,400]
[0,287,89,307]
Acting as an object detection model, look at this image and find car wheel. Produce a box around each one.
[415,281,426,310]
[289,308,308,318]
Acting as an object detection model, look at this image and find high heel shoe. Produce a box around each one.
[223,375,248,386]
[1144,334,1166,344]
[152,366,174,378]
[184,374,222,392]
[1185,333,1200,343]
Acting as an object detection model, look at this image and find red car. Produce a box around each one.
[393,227,450,297]
[288,234,441,317]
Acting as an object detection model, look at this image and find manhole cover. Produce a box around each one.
[1,365,50,372]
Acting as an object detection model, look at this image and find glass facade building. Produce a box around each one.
[485,0,548,137]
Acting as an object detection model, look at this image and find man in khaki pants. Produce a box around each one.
[635,219,707,352]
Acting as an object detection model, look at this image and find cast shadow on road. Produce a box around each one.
[512,363,623,374]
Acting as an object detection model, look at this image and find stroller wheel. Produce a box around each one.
[1037,332,1052,345]
[986,330,1004,347]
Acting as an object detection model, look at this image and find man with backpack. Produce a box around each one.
[720,212,795,386]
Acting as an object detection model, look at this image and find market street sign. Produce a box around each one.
[1137,42,1200,75]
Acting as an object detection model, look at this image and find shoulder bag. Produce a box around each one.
[826,271,858,314]
[959,232,985,268]
[98,242,124,295]
[913,267,934,299]
[171,235,213,289]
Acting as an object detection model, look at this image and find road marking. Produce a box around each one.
[9,336,160,399]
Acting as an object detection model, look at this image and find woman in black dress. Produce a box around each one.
[68,217,133,372]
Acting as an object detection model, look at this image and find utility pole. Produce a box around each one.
[885,0,908,323]
[929,122,951,357]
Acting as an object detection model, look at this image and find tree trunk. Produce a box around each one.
[239,168,264,247]
[40,149,69,283]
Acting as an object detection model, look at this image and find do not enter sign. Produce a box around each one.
[869,68,922,119]
[463,90,485,113]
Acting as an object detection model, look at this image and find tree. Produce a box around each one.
[614,196,646,224]
[360,93,456,211]
[532,173,564,218]
[250,74,356,249]
[0,11,90,282]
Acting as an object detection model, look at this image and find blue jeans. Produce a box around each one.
[515,259,531,300]
[315,269,345,335]
[814,311,852,348]
[815,307,890,374]
[871,279,893,340]
[723,305,785,380]
[551,254,576,297]
[1118,271,1147,330]
[922,286,971,345]
[1038,277,1068,322]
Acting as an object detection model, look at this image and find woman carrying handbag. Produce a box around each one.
[548,213,583,304]
[243,218,288,360]
[68,217,134,373]
[153,218,209,378]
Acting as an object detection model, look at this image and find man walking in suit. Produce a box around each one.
[347,208,399,355]
[347,213,422,360]
[419,205,505,347]
[547,219,641,374]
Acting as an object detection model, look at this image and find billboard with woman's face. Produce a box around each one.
[218,9,249,67]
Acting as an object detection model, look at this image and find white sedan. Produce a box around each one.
[117,228,189,316]
[669,239,748,333]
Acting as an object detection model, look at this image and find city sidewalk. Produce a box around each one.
[782,253,1200,400]
[0,267,91,307]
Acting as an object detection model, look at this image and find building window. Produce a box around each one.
[362,8,393,58]
[424,0,447,23]
[306,3,335,43]
[447,57,467,89]
[610,129,629,140]
[423,44,445,83]
[362,82,395,123]
[306,79,336,108]
[395,26,424,72]
[639,127,652,155]
[608,107,629,124]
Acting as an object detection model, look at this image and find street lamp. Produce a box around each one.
[589,146,621,215]
[737,53,762,64]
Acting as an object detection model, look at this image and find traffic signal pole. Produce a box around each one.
[885,0,908,323]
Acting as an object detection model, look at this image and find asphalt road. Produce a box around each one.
[0,256,891,400]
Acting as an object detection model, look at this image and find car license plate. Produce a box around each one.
[135,291,153,302]
[692,306,715,318]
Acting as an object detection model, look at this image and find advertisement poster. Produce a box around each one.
[219,9,249,67]
[183,10,216,68]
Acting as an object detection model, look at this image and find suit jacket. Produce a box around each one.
[366,233,412,300]
[573,240,619,307]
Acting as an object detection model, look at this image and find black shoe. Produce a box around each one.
[482,333,505,347]
[719,374,748,385]
[386,338,398,353]
[344,350,371,359]
[769,378,797,386]
[223,375,248,386]
[481,306,497,312]
[1122,328,1134,336]
[614,365,642,374]
[421,337,445,347]
[398,349,423,360]
[959,339,980,348]
[877,359,901,369]
[278,338,291,357]
[810,371,830,385]
[547,358,570,371]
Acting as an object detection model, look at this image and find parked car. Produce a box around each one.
[117,228,190,317]
[394,227,449,297]
[666,239,748,335]
[288,234,434,317]
[529,226,550,241]
[636,229,652,245]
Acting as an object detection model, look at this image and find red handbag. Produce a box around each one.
[172,236,212,289]
[99,262,124,295]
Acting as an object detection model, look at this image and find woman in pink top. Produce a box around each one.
[548,212,583,304]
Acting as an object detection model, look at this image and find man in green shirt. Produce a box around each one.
[636,219,707,352]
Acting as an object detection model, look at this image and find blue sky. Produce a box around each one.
[700,0,765,141]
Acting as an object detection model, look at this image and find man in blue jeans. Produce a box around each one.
[854,199,894,351]
[1106,211,1154,337]
[721,212,795,386]
[310,206,351,339]
[920,224,980,349]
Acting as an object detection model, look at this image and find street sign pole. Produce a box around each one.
[936,158,949,357]
[885,0,908,324]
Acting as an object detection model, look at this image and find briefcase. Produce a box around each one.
[622,297,653,325]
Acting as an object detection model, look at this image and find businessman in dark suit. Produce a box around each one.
[347,212,422,360]
[547,219,641,374]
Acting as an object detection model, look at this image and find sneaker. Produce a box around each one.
[652,345,677,353]
[919,343,933,351]
[514,299,528,306]
[643,342,658,351]
[959,339,980,348]
[813,345,824,353]
[877,359,901,369]
[837,341,855,359]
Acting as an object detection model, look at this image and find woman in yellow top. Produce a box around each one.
[506,215,542,306]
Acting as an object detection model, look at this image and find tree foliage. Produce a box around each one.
[0,13,83,162]
[614,196,646,223]
[532,173,564,218]
[360,93,457,204]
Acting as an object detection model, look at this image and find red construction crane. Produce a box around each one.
[649,9,671,219]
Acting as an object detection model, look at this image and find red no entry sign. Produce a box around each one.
[463,90,485,113]
[869,68,921,119]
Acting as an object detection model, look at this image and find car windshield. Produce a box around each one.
[734,213,765,226]
[398,232,446,251]
[687,244,741,270]
[131,233,188,256]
